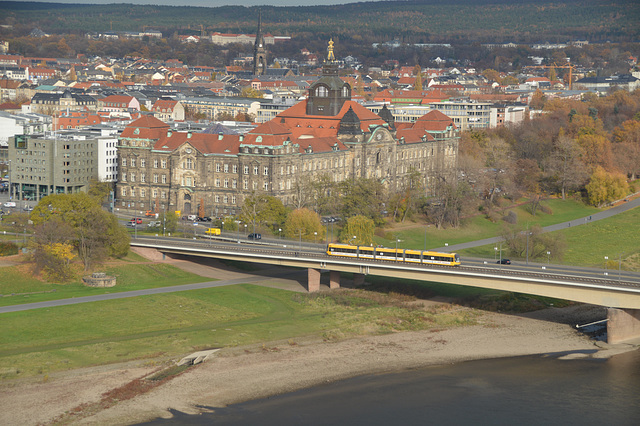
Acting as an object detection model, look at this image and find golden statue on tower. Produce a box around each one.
[327,38,335,62]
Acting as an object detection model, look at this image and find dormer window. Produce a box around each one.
[316,86,328,97]
[133,128,140,134]
[342,86,349,97]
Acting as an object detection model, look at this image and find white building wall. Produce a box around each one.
[97,137,118,182]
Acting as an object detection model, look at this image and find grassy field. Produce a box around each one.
[0,284,479,379]
[458,206,640,270]
[374,198,600,250]
[0,252,212,307]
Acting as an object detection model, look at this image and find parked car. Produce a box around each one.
[23,205,34,211]
[130,217,142,224]
[145,210,157,217]
[3,201,16,208]
[248,233,262,240]
[147,221,160,228]
[497,258,511,265]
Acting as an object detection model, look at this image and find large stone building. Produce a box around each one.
[116,42,459,217]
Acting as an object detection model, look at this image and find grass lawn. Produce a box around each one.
[0,284,479,379]
[458,206,640,270]
[0,256,213,307]
[375,198,600,250]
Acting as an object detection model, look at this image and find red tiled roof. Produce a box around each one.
[101,95,134,103]
[276,100,386,139]
[396,128,436,143]
[151,99,178,111]
[121,116,170,139]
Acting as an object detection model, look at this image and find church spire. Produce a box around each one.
[253,9,267,76]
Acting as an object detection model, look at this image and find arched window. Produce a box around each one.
[316,86,328,97]
[342,86,349,97]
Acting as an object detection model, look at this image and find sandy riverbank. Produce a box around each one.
[1,251,638,425]
[1,303,636,426]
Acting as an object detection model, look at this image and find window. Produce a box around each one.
[215,195,220,203]
[140,159,146,167]
[121,187,127,196]
[152,189,158,198]
[223,195,228,204]
[224,164,229,173]
[154,159,158,168]
[153,174,158,183]
[342,86,349,97]
[131,158,136,167]
[244,165,249,174]
[215,178,221,187]
[216,163,221,172]
[264,182,269,191]
[130,187,135,197]
[141,173,145,183]
[161,191,166,199]
[122,173,127,182]
[253,166,259,175]
[243,181,248,190]
[263,166,269,176]
[232,195,236,204]
[224,178,229,188]
[233,165,238,173]
[161,159,167,169]
[186,158,193,169]
[140,189,146,198]
[130,172,135,182]
[317,86,328,97]
[232,179,237,189]
[161,174,167,184]
[122,158,127,167]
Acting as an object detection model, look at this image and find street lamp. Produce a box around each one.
[494,246,498,261]
[604,256,608,272]
[525,231,532,265]
[299,229,304,253]
[236,220,241,242]
[395,238,402,261]
[348,235,357,245]
[314,231,317,245]
[547,251,551,265]
[278,228,282,240]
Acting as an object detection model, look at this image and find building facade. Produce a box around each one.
[116,42,459,217]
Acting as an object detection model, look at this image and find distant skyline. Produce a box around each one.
[7,0,377,6]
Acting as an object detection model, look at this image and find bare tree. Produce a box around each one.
[544,135,588,199]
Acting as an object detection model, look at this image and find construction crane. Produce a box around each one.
[526,63,576,90]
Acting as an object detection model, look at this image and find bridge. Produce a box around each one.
[131,235,640,344]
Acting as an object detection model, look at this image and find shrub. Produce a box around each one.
[0,241,19,256]
[503,211,518,224]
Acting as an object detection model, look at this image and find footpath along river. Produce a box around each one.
[141,348,639,425]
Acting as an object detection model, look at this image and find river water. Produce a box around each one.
[141,349,639,425]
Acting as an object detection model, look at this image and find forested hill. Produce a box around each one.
[0,0,638,43]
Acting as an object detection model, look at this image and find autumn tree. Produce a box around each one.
[30,217,76,282]
[585,167,628,206]
[284,208,325,241]
[340,215,374,246]
[338,177,386,225]
[413,65,423,91]
[30,193,130,270]
[240,193,286,233]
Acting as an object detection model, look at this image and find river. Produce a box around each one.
[141,348,639,425]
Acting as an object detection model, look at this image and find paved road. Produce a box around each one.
[431,196,640,252]
[0,275,275,314]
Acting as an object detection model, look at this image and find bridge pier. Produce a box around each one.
[353,273,365,286]
[329,271,340,289]
[607,308,640,344]
[307,268,321,292]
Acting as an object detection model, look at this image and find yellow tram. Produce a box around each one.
[326,243,461,266]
